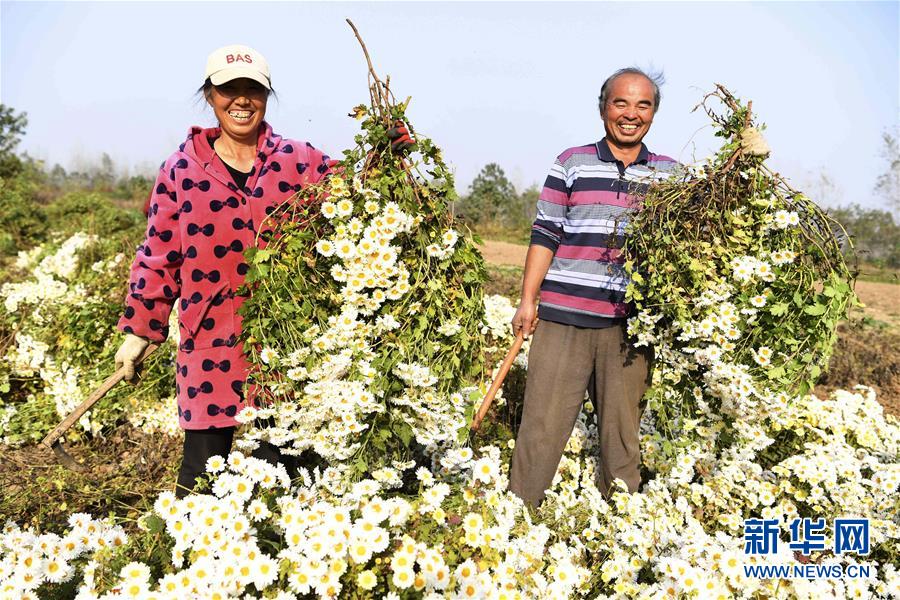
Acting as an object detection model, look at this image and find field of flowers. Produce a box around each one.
[1,87,898,599]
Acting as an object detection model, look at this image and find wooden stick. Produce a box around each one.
[41,343,160,452]
[470,331,525,432]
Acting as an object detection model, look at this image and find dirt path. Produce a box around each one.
[479,240,528,267]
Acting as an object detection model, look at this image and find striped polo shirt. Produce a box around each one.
[531,138,679,328]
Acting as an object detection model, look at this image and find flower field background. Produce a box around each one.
[0,82,899,599]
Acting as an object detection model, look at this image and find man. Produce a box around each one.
[507,67,678,505]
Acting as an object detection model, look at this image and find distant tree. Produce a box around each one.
[459,163,519,227]
[92,152,116,191]
[48,163,68,188]
[517,184,540,229]
[874,130,899,217]
[828,204,900,268]
[0,104,28,178]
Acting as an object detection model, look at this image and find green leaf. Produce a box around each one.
[770,303,789,316]
[804,304,826,316]
[393,421,414,447]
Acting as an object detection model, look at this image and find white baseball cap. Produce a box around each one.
[204,44,271,90]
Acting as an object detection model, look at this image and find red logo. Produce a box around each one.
[225,54,253,64]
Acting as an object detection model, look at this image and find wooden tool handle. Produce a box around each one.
[40,342,160,449]
[470,331,526,432]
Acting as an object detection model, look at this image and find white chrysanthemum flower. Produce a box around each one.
[336,199,354,218]
[771,249,797,265]
[334,239,357,260]
[260,347,279,365]
[321,201,338,219]
[437,320,462,337]
[206,455,226,473]
[315,239,335,257]
[752,346,773,366]
[773,209,799,229]
[441,229,459,248]
[358,569,378,590]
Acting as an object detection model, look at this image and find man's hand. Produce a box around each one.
[511,300,539,340]
[740,126,770,157]
[386,120,415,154]
[114,333,150,384]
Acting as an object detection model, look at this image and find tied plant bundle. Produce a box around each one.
[624,86,857,469]
[236,32,487,477]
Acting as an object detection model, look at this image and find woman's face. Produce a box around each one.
[207,78,268,143]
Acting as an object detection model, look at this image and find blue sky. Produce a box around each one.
[2,2,897,211]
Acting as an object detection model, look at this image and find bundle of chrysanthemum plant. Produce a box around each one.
[236,28,487,478]
[624,85,856,464]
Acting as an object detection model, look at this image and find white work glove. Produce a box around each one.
[114,333,150,384]
[740,126,770,157]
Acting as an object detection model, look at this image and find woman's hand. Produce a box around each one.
[386,120,415,154]
[115,333,150,384]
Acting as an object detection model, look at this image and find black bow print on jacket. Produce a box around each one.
[212,334,238,348]
[187,381,213,399]
[187,223,215,236]
[155,183,177,202]
[206,403,237,417]
[214,240,244,258]
[278,181,303,193]
[231,218,254,231]
[210,197,240,212]
[172,201,193,220]
[259,161,281,177]
[202,359,231,372]
[210,290,234,307]
[180,291,204,311]
[191,268,221,283]
[182,178,211,192]
[148,225,173,243]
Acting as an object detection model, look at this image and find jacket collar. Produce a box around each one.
[182,122,281,194]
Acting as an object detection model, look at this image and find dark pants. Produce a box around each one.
[175,427,299,498]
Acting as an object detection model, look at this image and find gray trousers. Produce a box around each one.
[508,320,652,505]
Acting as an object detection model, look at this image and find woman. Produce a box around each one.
[113,44,333,497]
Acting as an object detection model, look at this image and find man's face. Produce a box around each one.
[600,74,656,149]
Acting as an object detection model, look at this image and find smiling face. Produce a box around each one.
[206,78,269,145]
[600,73,656,151]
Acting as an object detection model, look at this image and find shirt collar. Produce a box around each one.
[595,137,650,166]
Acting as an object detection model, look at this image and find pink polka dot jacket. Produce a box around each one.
[117,122,332,429]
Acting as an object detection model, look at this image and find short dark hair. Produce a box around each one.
[598,67,664,113]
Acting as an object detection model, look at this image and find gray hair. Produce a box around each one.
[598,67,665,113]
